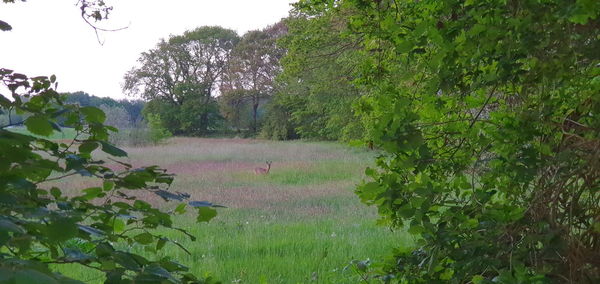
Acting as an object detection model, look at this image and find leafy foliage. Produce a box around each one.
[146,113,173,144]
[0,69,221,283]
[262,4,366,141]
[124,26,239,136]
[299,0,600,282]
[221,22,286,134]
[142,95,223,136]
[218,89,254,134]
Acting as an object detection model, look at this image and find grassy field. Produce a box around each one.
[49,137,412,283]
[7,126,78,140]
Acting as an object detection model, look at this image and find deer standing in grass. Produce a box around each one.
[254,161,272,175]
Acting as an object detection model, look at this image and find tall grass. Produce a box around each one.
[49,138,412,283]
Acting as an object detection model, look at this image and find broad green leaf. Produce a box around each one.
[46,217,78,242]
[196,207,217,223]
[0,219,24,234]
[14,269,59,284]
[112,218,125,233]
[175,203,187,214]
[82,187,103,200]
[50,187,61,199]
[80,106,106,123]
[113,252,141,271]
[100,141,127,157]
[407,225,425,235]
[103,181,115,191]
[156,238,167,251]
[472,275,485,284]
[134,232,154,245]
[144,264,175,280]
[24,115,53,136]
[79,141,99,153]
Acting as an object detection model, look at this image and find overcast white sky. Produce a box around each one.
[0,0,295,100]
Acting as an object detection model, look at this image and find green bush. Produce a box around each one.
[299,0,600,282]
[146,113,172,144]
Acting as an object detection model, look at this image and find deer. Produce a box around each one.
[254,161,272,175]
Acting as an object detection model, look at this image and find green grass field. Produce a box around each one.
[7,126,78,140]
[46,137,412,283]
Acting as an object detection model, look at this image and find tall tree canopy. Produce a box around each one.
[299,0,599,282]
[221,22,286,133]
[124,26,240,135]
[261,5,365,141]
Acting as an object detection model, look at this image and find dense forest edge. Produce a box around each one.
[1,0,599,283]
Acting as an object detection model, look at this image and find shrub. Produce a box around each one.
[299,0,600,282]
[146,113,172,144]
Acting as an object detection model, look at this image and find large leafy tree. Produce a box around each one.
[1,2,221,283]
[222,23,286,133]
[218,89,253,134]
[262,4,365,141]
[124,26,240,135]
[300,0,599,282]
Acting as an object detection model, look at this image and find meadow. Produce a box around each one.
[49,137,412,283]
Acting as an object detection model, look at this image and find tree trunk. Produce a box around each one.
[252,102,259,134]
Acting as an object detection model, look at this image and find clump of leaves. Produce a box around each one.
[298,0,599,283]
[146,113,172,144]
[0,69,221,283]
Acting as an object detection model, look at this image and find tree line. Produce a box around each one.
[121,14,367,141]
[123,24,285,137]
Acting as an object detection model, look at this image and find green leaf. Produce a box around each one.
[134,232,154,245]
[407,224,425,235]
[96,242,114,257]
[24,115,54,136]
[14,269,59,284]
[112,218,125,233]
[113,252,141,271]
[63,247,93,262]
[472,275,485,284]
[144,264,175,280]
[160,259,189,272]
[439,268,454,280]
[50,187,61,199]
[103,181,115,191]
[80,106,106,123]
[196,207,217,223]
[79,141,99,153]
[82,187,103,200]
[175,203,187,214]
[46,217,78,242]
[0,268,14,282]
[100,141,127,157]
[0,218,24,234]
[156,238,167,251]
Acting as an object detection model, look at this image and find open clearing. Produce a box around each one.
[55,137,411,283]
